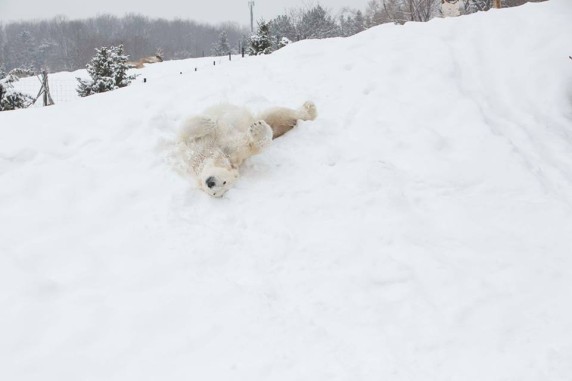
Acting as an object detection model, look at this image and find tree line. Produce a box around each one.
[362,0,544,24]
[0,14,247,73]
[239,0,544,55]
[0,0,544,74]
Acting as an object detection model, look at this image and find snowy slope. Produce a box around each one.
[11,55,240,105]
[1,1,572,380]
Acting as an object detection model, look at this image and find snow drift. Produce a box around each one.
[1,1,572,380]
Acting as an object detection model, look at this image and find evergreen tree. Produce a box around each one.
[277,37,292,50]
[77,45,138,97]
[8,67,34,78]
[248,21,274,56]
[0,72,33,111]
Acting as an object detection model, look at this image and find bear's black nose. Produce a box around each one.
[206,176,216,189]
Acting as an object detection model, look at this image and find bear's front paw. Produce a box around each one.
[249,120,273,148]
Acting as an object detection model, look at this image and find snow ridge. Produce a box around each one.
[1,1,572,380]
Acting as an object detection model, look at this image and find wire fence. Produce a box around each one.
[8,52,243,109]
[49,80,80,104]
[12,77,79,107]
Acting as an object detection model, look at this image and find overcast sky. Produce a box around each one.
[0,0,370,25]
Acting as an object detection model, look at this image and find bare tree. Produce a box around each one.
[296,5,340,40]
[462,0,494,12]
[366,0,405,26]
[404,0,441,22]
[269,14,297,42]
[339,8,366,37]
[365,0,438,25]
[0,23,5,67]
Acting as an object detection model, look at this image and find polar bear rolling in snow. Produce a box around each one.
[175,101,317,197]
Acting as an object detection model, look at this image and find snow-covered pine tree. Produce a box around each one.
[0,72,34,111]
[248,21,275,56]
[9,67,34,78]
[77,44,138,97]
[277,37,292,50]
[213,31,231,56]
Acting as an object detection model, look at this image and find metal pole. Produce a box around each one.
[40,70,54,106]
[0,84,4,108]
[42,71,48,106]
[248,1,255,33]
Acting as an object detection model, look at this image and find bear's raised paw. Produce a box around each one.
[248,120,273,150]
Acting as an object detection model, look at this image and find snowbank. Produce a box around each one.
[1,1,572,380]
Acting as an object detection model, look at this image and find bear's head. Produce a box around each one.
[198,160,239,198]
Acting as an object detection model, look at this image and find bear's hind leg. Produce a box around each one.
[299,101,317,121]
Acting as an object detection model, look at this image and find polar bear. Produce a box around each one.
[175,101,317,197]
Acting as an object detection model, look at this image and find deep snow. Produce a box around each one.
[1,1,572,380]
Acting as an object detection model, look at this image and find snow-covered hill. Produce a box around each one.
[1,1,572,380]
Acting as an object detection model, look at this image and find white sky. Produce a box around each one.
[0,0,370,25]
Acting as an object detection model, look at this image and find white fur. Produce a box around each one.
[174,101,316,197]
[175,104,272,197]
[257,101,317,138]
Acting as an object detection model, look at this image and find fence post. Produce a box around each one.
[43,72,48,106]
[42,70,54,106]
[229,52,231,61]
[0,84,4,107]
